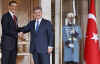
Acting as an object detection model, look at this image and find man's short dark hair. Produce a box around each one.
[9,1,17,6]
[33,7,42,11]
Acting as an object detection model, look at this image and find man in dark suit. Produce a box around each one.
[1,1,20,64]
[20,7,54,64]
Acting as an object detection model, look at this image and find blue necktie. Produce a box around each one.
[36,21,39,32]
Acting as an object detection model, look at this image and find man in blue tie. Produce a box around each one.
[19,7,54,64]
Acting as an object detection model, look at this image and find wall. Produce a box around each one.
[96,0,100,37]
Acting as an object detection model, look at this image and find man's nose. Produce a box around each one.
[13,7,16,10]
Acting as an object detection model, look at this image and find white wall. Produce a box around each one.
[40,0,51,21]
[96,0,100,38]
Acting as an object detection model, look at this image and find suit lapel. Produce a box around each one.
[38,19,44,31]
[8,12,13,21]
[34,19,44,32]
[33,21,35,31]
[8,12,18,25]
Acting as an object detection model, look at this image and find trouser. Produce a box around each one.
[32,52,50,64]
[1,49,17,64]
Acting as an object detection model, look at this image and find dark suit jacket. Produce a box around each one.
[1,12,19,50]
[20,18,54,53]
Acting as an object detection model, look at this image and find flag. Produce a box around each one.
[84,0,100,64]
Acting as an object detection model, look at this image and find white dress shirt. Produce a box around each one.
[9,11,18,25]
[35,18,42,30]
[9,10,15,18]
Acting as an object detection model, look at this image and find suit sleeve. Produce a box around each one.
[47,21,54,47]
[1,15,9,35]
[19,22,32,33]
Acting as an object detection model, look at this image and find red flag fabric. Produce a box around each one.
[84,0,100,64]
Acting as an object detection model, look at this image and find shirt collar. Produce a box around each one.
[36,18,42,22]
[36,18,42,24]
[9,10,15,17]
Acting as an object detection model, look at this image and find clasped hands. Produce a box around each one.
[18,32,25,41]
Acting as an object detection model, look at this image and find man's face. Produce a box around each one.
[68,17,73,22]
[34,9,42,19]
[9,3,17,14]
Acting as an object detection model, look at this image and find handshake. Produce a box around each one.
[18,32,26,41]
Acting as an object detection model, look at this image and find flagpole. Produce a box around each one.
[72,0,76,24]
[73,0,76,16]
[71,0,76,53]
